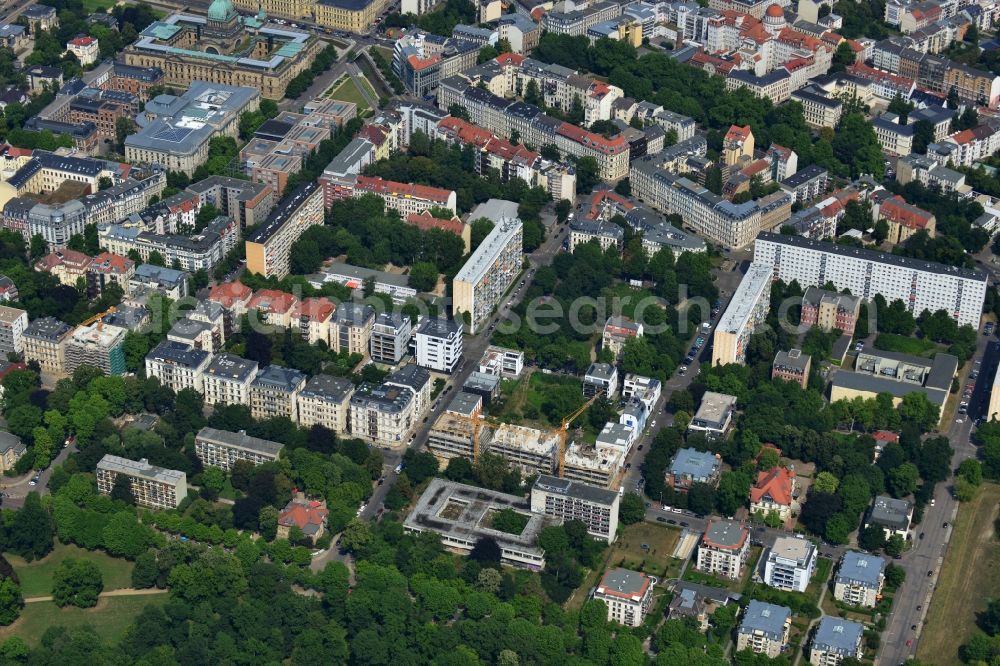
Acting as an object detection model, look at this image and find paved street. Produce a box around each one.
[1,439,76,510]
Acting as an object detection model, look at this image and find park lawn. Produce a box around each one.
[605,522,681,578]
[874,333,940,357]
[374,46,394,63]
[493,371,586,429]
[327,77,370,112]
[81,0,116,12]
[1,594,167,646]
[7,543,134,598]
[918,483,1000,666]
[357,74,379,103]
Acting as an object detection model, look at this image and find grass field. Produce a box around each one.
[493,371,587,429]
[0,594,166,646]
[327,77,370,112]
[357,74,379,103]
[918,483,1000,666]
[874,333,940,357]
[81,0,116,12]
[605,522,681,578]
[8,543,134,598]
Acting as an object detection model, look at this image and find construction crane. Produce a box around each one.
[78,305,118,329]
[557,391,602,479]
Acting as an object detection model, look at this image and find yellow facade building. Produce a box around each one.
[314,0,390,33]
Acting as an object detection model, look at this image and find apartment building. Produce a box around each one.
[584,362,619,399]
[101,216,239,274]
[96,454,187,509]
[764,536,817,592]
[245,182,323,279]
[22,316,72,374]
[201,353,258,406]
[873,192,936,244]
[866,495,913,539]
[331,303,375,357]
[144,340,212,393]
[415,318,464,373]
[490,423,559,477]
[896,153,967,194]
[712,263,773,366]
[772,349,811,388]
[696,519,750,579]
[689,391,738,439]
[426,409,483,461]
[186,176,275,231]
[602,316,643,359]
[531,474,620,543]
[294,297,336,346]
[593,568,656,627]
[250,365,307,422]
[194,427,283,472]
[0,305,27,355]
[452,205,523,334]
[296,374,355,434]
[569,218,624,252]
[35,248,91,286]
[207,281,253,334]
[348,176,457,217]
[350,381,415,447]
[737,601,792,658]
[668,447,723,489]
[754,232,986,328]
[479,345,524,379]
[810,617,865,666]
[791,86,843,129]
[370,312,412,365]
[800,287,861,335]
[834,551,886,608]
[86,252,135,298]
[0,431,24,473]
[64,322,127,376]
[927,122,1000,168]
[129,264,189,300]
[750,466,797,523]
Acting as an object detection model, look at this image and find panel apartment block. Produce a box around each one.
[96,454,187,509]
[452,215,522,334]
[194,427,283,471]
[712,263,773,366]
[531,475,620,543]
[245,182,324,279]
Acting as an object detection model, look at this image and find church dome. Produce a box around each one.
[765,3,784,17]
[207,0,236,21]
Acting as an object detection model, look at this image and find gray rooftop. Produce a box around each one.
[598,568,650,597]
[836,550,886,588]
[97,454,185,486]
[204,353,258,383]
[670,447,721,481]
[147,340,210,369]
[417,317,462,339]
[24,316,72,342]
[446,390,481,417]
[739,600,791,641]
[813,616,864,655]
[299,373,354,402]
[586,362,617,382]
[702,519,748,550]
[195,427,283,457]
[0,431,24,456]
[774,348,811,372]
[870,495,912,530]
[333,302,375,326]
[387,363,431,392]
[534,474,618,506]
[252,365,306,392]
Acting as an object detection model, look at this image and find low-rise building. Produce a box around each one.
[831,349,957,410]
[602,316,643,358]
[478,345,524,379]
[764,536,817,593]
[296,374,355,434]
[194,427,283,471]
[750,466,797,524]
[96,454,187,509]
[490,423,559,476]
[129,264,188,300]
[277,493,328,541]
[531,474,620,543]
[67,35,99,66]
[201,353,258,407]
[0,431,25,473]
[250,365,306,421]
[583,362,618,399]
[593,568,656,627]
[772,348,811,388]
[689,391,737,438]
[867,495,913,539]
[810,617,865,666]
[834,550,886,608]
[737,601,792,658]
[22,316,72,374]
[800,287,860,335]
[569,218,625,252]
[86,252,135,298]
[696,519,750,579]
[668,447,722,490]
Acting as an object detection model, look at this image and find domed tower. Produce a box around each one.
[203,0,241,49]
[763,3,786,36]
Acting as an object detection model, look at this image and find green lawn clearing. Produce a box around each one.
[492,371,586,429]
[326,77,370,112]
[81,0,116,12]
[605,521,681,579]
[918,483,1000,666]
[7,542,134,598]
[1,594,167,646]
[873,333,940,357]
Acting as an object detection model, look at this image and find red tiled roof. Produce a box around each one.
[248,289,298,315]
[585,189,635,219]
[495,53,526,67]
[36,248,91,271]
[750,467,795,506]
[873,430,899,443]
[405,211,466,237]
[208,281,252,309]
[555,122,627,155]
[880,195,933,229]
[89,252,134,275]
[70,36,95,46]
[725,124,752,144]
[355,175,454,204]
[278,501,328,529]
[407,53,441,71]
[295,297,335,322]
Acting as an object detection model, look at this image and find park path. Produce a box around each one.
[23,588,169,603]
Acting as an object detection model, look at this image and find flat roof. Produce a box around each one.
[195,427,283,457]
[694,391,737,424]
[702,519,748,549]
[97,454,185,485]
[534,474,618,506]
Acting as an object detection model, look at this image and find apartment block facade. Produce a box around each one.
[96,454,187,509]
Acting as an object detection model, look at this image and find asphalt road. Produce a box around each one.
[1,440,76,510]
[877,328,996,666]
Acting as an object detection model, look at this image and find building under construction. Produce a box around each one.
[426,413,492,462]
[563,441,624,488]
[489,423,559,476]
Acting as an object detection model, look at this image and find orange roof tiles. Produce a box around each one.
[248,289,298,315]
[880,195,933,229]
[355,176,454,204]
[873,430,899,443]
[750,467,795,506]
[36,248,91,271]
[208,281,252,309]
[278,500,328,530]
[88,252,133,275]
[295,297,336,322]
[556,122,627,155]
[405,211,466,237]
[495,53,526,67]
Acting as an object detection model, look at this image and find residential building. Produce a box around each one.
[194,427,283,471]
[405,210,471,254]
[833,551,886,608]
[0,305,27,355]
[772,348,811,388]
[123,9,322,99]
[689,391,737,438]
[866,495,913,539]
[128,264,189,301]
[754,232,986,328]
[35,248,91,286]
[294,297,336,346]
[276,493,328,541]
[346,175,457,216]
[22,316,72,374]
[0,431,25,472]
[696,519,750,579]
[478,345,524,379]
[781,165,829,205]
[250,365,306,421]
[404,478,551,569]
[896,153,967,194]
[667,447,722,490]
[22,5,58,31]
[764,536,817,592]
[530,474,620,543]
[810,617,865,666]
[144,341,211,393]
[712,263,773,365]
[489,423,559,476]
[67,35,100,66]
[350,381,415,447]
[791,86,843,128]
[452,203,522,334]
[602,316,643,358]
[737,601,792,658]
[750,466,797,523]
[101,216,238,274]
[64,322,127,376]
[85,252,135,299]
[385,364,433,418]
[569,218,624,252]
[297,374,355,434]
[800,287,861,335]
[831,349,957,409]
[201,353,258,406]
[371,312,412,364]
[593,568,657,627]
[245,182,323,279]
[873,192,936,244]
[873,113,915,156]
[583,362,619,399]
[415,318,464,373]
[332,303,375,357]
[207,281,253,334]
[96,454,187,509]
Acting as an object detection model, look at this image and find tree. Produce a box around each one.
[408,261,439,292]
[814,471,840,494]
[885,533,905,558]
[554,199,572,223]
[110,475,135,505]
[0,578,20,626]
[259,505,279,541]
[887,463,919,498]
[619,493,645,524]
[575,156,600,194]
[858,523,887,552]
[101,511,155,560]
[132,552,158,589]
[979,599,1000,635]
[8,493,53,561]
[686,482,716,516]
[469,537,502,567]
[147,250,165,267]
[29,233,46,260]
[524,79,541,106]
[830,40,857,73]
[912,119,935,154]
[52,557,103,608]
[958,458,983,486]
[201,467,225,494]
[339,519,372,553]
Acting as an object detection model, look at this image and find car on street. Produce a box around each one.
[656,517,667,522]
[927,570,934,576]
[943,522,949,528]
[680,521,689,527]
